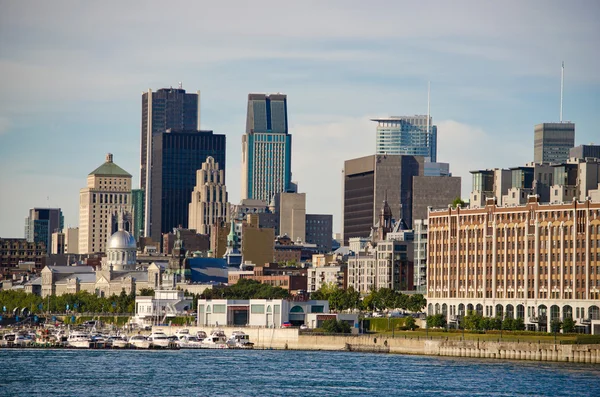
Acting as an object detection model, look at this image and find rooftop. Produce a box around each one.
[89,153,131,177]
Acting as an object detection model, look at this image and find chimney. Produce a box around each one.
[106,153,113,163]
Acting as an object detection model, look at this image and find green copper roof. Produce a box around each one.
[89,154,132,177]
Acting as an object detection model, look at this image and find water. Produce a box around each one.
[1,349,599,396]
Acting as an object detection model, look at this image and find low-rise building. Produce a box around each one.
[196,298,330,327]
[307,265,347,293]
[0,238,47,279]
[134,289,194,327]
[228,262,308,294]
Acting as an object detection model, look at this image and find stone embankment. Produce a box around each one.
[161,326,599,363]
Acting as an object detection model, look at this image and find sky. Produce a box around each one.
[0,0,599,237]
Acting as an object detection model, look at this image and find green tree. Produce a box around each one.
[550,319,563,333]
[321,319,351,334]
[452,197,466,208]
[513,317,526,331]
[138,288,155,297]
[405,316,417,331]
[426,314,446,328]
[462,310,483,330]
[562,317,576,333]
[406,294,426,312]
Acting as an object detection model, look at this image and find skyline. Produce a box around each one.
[1,1,599,237]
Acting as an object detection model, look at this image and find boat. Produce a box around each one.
[177,335,204,349]
[174,328,190,337]
[67,331,91,348]
[196,331,207,341]
[90,334,107,348]
[110,336,129,348]
[148,331,170,348]
[201,330,228,349]
[227,331,254,349]
[129,335,151,349]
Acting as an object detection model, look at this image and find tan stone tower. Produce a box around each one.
[188,156,230,235]
[79,153,132,254]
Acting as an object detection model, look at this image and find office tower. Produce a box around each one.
[79,153,132,254]
[131,189,144,240]
[188,156,231,235]
[241,93,292,202]
[343,154,423,245]
[411,175,461,222]
[278,192,306,242]
[570,144,600,160]
[426,196,600,332]
[373,115,437,162]
[51,227,79,255]
[533,122,575,164]
[25,208,64,249]
[149,129,225,240]
[141,86,200,237]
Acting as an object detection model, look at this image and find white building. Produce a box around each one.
[197,299,329,327]
[134,289,193,327]
[79,154,132,254]
[307,265,345,293]
[188,156,230,235]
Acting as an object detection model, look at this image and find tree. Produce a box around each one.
[462,311,483,331]
[138,288,155,297]
[562,317,576,333]
[321,319,351,333]
[406,294,426,312]
[405,316,417,331]
[452,197,466,209]
[426,314,446,328]
[513,317,525,331]
[550,319,563,333]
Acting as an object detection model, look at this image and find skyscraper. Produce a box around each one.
[25,208,64,249]
[188,156,230,235]
[373,115,437,162]
[533,122,575,164]
[141,86,200,237]
[149,129,225,240]
[131,189,144,240]
[241,93,292,202]
[79,153,132,254]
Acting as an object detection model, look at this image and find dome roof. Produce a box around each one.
[107,230,136,250]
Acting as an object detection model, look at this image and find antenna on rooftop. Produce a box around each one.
[560,62,564,123]
[426,81,431,134]
[178,81,183,89]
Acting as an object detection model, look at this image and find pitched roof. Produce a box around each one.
[89,160,131,177]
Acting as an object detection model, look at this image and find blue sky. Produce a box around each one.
[0,0,599,237]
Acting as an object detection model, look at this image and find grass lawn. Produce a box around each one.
[372,329,577,344]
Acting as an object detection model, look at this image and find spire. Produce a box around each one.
[227,220,238,248]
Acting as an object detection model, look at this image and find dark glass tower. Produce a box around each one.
[149,129,226,240]
[141,87,200,238]
[24,208,64,249]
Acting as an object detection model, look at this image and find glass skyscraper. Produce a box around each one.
[241,93,292,202]
[141,87,200,238]
[373,115,437,162]
[24,208,64,249]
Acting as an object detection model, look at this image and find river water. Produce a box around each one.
[1,349,599,396]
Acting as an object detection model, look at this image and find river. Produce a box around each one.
[1,349,599,396]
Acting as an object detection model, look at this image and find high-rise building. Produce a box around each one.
[141,87,201,237]
[79,153,132,254]
[188,156,230,235]
[149,129,225,240]
[426,196,600,332]
[24,208,64,249]
[51,227,79,255]
[241,93,292,202]
[373,116,437,162]
[131,189,144,240]
[570,144,600,160]
[534,122,575,164]
[343,154,423,245]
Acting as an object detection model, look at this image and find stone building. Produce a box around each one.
[79,153,133,254]
[188,156,230,235]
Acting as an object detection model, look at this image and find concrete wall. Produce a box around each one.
[158,326,600,363]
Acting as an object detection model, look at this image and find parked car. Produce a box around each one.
[299,324,308,330]
[281,322,292,328]
[372,312,384,318]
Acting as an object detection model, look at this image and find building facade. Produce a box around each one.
[241,93,292,202]
[149,129,226,240]
[24,208,63,249]
[141,87,200,237]
[426,196,600,332]
[373,116,437,162]
[0,238,47,279]
[79,154,133,254]
[188,156,230,235]
[307,265,347,293]
[343,154,423,244]
[570,144,600,160]
[131,189,144,241]
[51,227,79,255]
[534,122,575,164]
[412,175,461,223]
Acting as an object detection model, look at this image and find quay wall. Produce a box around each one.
[158,326,600,363]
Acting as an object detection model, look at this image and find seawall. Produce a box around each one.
[159,326,599,364]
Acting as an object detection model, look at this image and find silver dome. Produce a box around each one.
[107,230,136,250]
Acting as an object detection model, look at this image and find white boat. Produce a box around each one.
[110,336,129,348]
[129,335,151,349]
[2,333,28,347]
[227,331,254,349]
[148,331,170,348]
[196,331,207,341]
[90,334,106,348]
[177,335,204,349]
[201,330,228,349]
[174,328,190,337]
[67,331,91,348]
